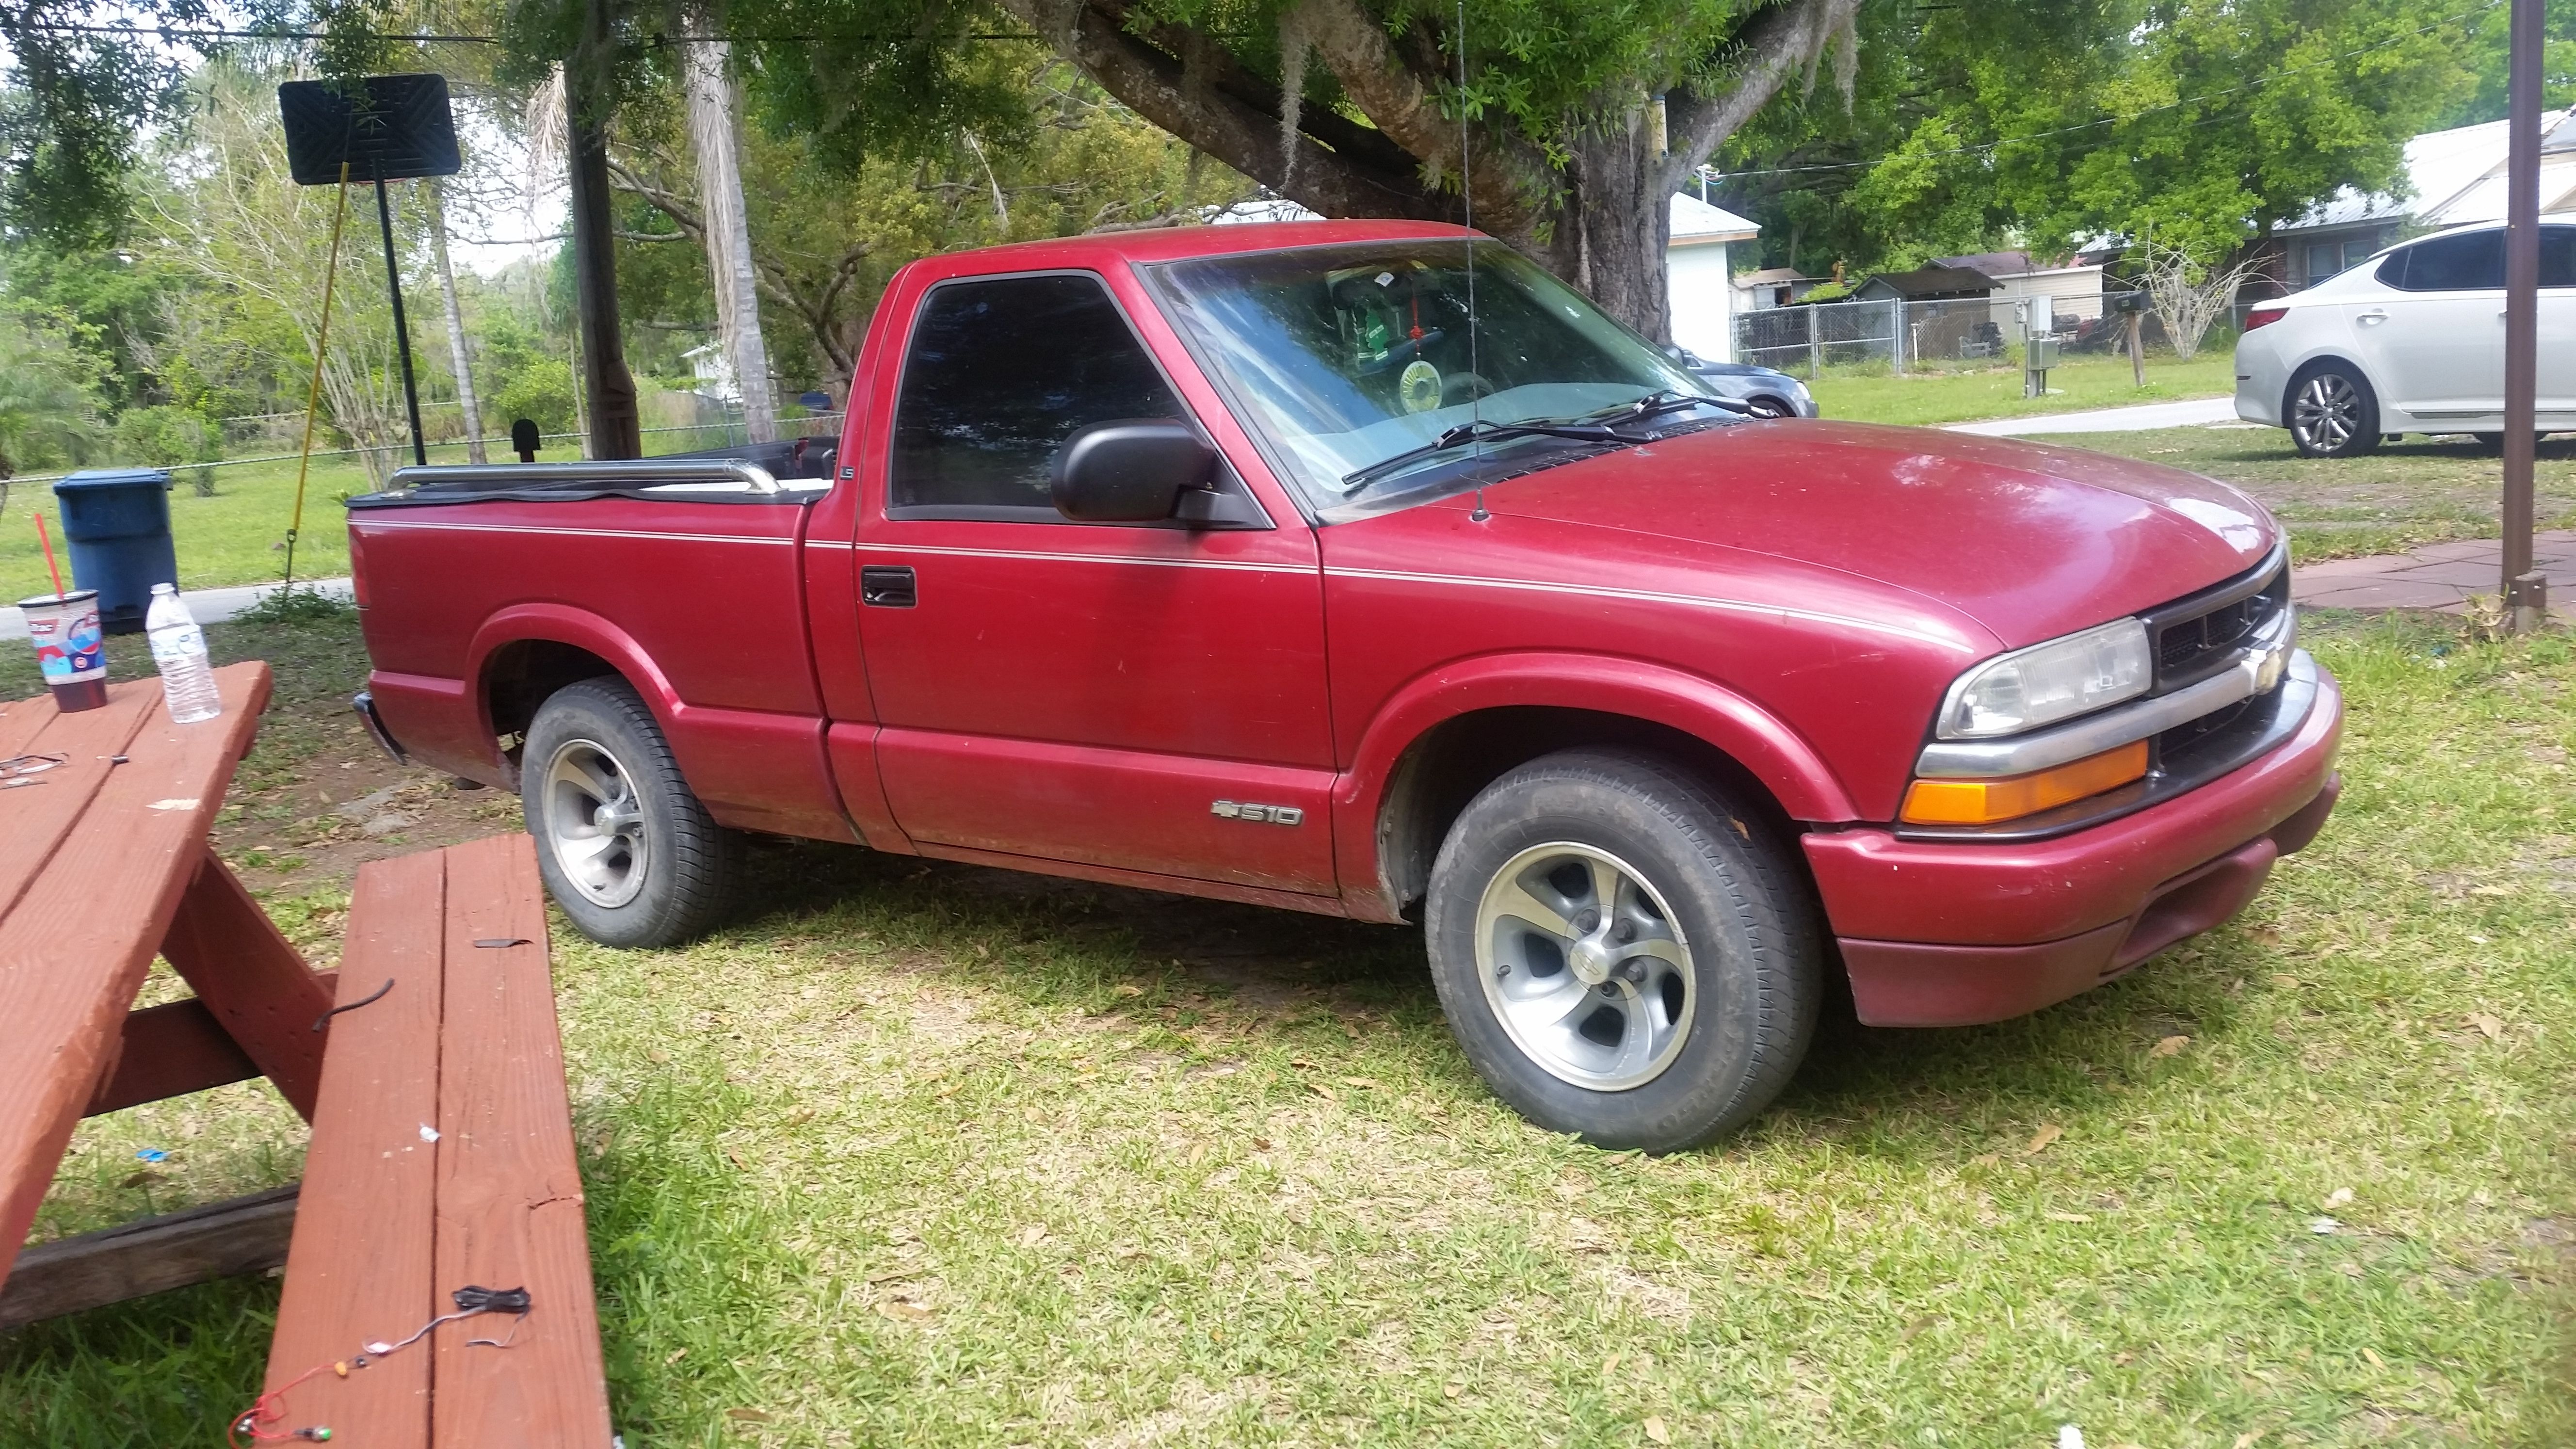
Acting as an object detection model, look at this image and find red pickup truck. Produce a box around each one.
[349,220,2342,1150]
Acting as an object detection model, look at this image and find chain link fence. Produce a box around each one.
[1733,293,2119,378]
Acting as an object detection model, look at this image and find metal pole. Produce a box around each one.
[374,175,428,468]
[2501,0,2546,630]
[1890,297,1904,375]
[1808,306,1821,379]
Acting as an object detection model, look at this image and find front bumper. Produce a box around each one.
[1804,659,2344,1027]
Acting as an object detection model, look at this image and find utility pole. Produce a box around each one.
[2500,0,2546,631]
[567,0,642,461]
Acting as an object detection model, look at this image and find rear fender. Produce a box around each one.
[1333,652,1856,921]
[467,604,857,843]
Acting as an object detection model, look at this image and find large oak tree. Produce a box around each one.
[744,0,1864,338]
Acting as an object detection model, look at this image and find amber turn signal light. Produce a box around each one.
[1900,741,2149,826]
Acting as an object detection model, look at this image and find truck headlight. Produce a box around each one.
[1936,618,2152,740]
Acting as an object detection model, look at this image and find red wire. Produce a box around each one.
[228,1362,329,1446]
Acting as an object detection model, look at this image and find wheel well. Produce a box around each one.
[1373,707,1800,919]
[2285,354,2370,402]
[483,640,622,770]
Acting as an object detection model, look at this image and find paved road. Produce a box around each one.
[0,578,354,642]
[1945,396,2243,436]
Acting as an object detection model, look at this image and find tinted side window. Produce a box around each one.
[2386,230,2505,291]
[2544,225,2576,289]
[890,274,1187,515]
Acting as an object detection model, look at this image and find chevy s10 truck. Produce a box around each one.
[347,221,2342,1150]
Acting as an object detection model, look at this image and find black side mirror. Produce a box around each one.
[1051,419,1214,522]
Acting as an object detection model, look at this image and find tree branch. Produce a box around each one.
[1288,0,1555,239]
[1665,0,1866,185]
[993,0,1446,222]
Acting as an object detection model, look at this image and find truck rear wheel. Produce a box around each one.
[1423,750,1820,1152]
[522,677,742,948]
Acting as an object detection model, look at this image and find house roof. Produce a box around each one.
[1735,267,1817,286]
[1933,250,2035,280]
[2284,108,2576,233]
[1669,192,1759,245]
[1857,264,2000,299]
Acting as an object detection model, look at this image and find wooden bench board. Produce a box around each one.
[263,835,611,1448]
[264,850,445,1445]
[0,1183,298,1332]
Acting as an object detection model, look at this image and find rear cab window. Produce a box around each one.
[888,273,1191,519]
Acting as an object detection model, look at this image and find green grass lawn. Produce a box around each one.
[6,608,2571,1447]
[1813,351,2239,428]
[0,431,738,602]
[2067,430,2576,564]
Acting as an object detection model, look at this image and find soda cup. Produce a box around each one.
[21,590,109,712]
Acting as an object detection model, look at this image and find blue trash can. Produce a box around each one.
[53,469,178,635]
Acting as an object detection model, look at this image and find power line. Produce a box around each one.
[2,21,1045,45]
[1706,0,2509,185]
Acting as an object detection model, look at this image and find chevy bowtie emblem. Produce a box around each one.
[1210,800,1304,826]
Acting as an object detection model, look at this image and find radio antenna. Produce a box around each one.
[1459,0,1488,523]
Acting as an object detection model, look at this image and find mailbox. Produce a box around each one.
[2026,337,2061,370]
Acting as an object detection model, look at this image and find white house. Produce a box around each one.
[1665,193,1761,362]
[2270,108,2576,290]
[1209,192,1763,361]
[1933,250,2109,336]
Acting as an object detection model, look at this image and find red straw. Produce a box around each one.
[32,513,63,599]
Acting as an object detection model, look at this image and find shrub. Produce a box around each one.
[489,357,577,441]
[111,405,222,496]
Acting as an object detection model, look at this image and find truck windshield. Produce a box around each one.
[1149,241,1726,515]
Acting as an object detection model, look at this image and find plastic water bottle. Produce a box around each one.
[145,583,222,724]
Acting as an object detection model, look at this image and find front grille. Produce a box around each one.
[2149,559,2288,687]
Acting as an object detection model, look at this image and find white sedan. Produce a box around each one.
[2234,216,2576,456]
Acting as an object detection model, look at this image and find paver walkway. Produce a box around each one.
[1945,396,2242,436]
[2293,531,2576,622]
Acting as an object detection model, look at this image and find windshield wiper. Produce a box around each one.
[1580,389,1749,423]
[1339,417,1628,492]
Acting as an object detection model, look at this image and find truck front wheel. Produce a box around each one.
[1423,750,1821,1152]
[522,678,742,948]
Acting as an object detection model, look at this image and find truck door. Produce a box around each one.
[850,269,1339,899]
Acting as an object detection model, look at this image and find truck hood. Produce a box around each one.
[1469,419,2275,647]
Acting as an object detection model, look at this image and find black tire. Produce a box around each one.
[1745,395,1793,419]
[2285,362,2382,458]
[522,677,743,948]
[1423,750,1821,1152]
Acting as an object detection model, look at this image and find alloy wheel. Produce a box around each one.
[2291,373,2360,452]
[1474,842,1696,1090]
[542,736,651,909]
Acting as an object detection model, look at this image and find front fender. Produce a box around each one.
[1331,651,1858,921]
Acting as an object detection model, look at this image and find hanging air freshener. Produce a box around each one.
[1399,359,1444,414]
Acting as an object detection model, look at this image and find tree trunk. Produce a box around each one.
[1561,121,1677,343]
[680,16,778,445]
[423,180,487,464]
[568,4,642,461]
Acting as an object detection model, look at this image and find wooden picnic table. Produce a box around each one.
[0,661,332,1294]
[0,661,614,1445]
